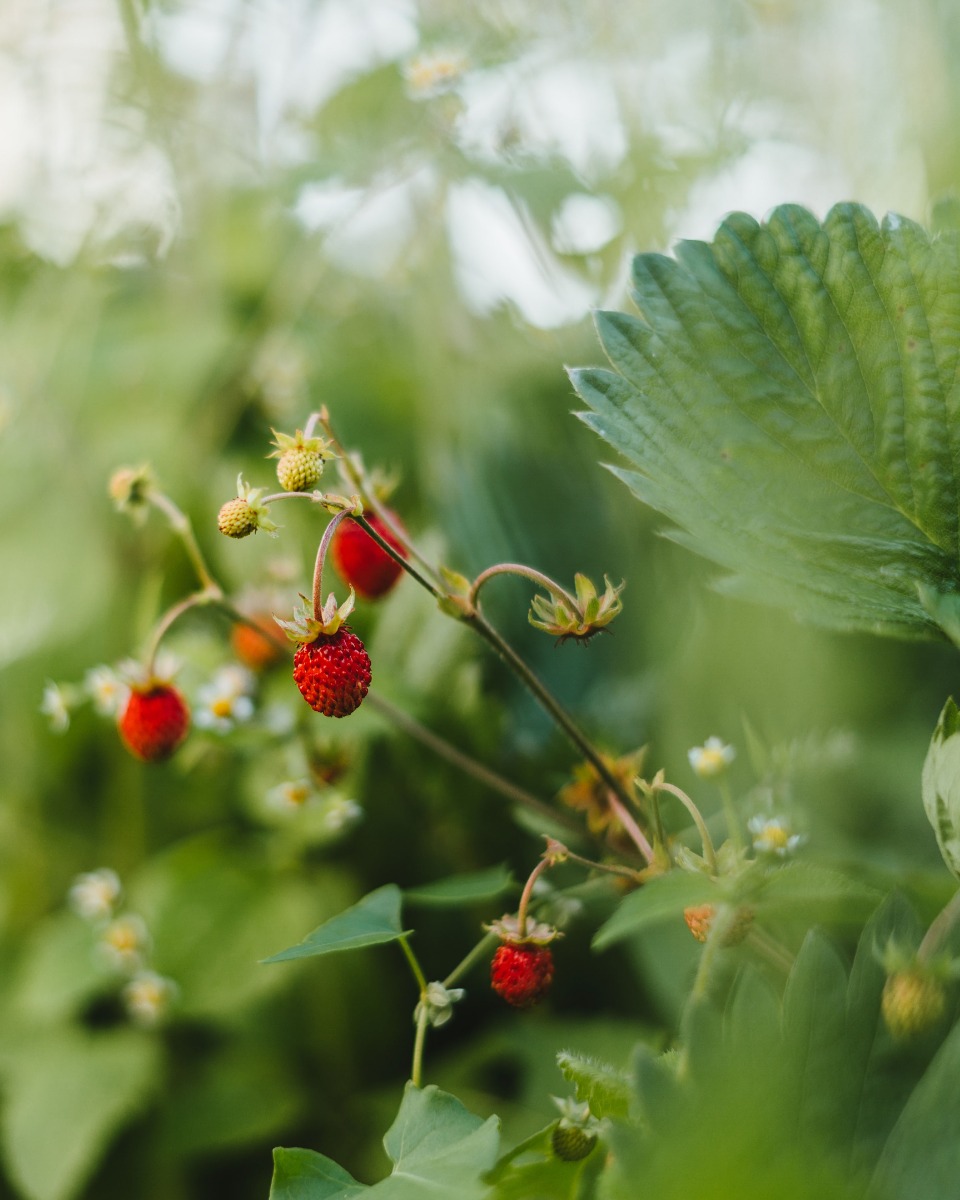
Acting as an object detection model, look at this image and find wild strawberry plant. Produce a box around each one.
[33,204,960,1200]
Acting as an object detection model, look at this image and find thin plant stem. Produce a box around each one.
[144,588,219,674]
[464,610,640,817]
[518,854,554,936]
[148,490,220,593]
[317,408,442,586]
[557,846,645,884]
[352,513,441,597]
[398,934,429,993]
[656,781,718,874]
[919,887,960,962]
[410,1006,429,1089]
[311,508,353,618]
[468,563,576,611]
[606,791,656,865]
[364,691,587,836]
[444,932,499,989]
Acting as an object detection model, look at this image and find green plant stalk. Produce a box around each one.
[347,504,645,827]
[410,1006,429,1089]
[311,508,353,618]
[364,691,587,837]
[655,781,718,874]
[148,489,220,594]
[144,588,221,674]
[468,562,578,612]
[444,931,499,989]
[605,791,656,864]
[516,857,555,936]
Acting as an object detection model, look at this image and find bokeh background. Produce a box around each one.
[4,1,960,1197]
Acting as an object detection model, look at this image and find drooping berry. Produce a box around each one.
[551,1123,598,1162]
[881,969,948,1040]
[490,943,554,1008]
[217,477,278,539]
[118,684,190,762]
[331,511,407,600]
[292,627,371,718]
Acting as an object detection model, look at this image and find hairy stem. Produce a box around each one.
[312,508,353,619]
[516,857,555,937]
[605,791,656,865]
[145,588,220,674]
[444,932,499,990]
[468,563,577,611]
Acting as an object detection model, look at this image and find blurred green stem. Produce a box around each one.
[468,563,577,611]
[147,489,220,594]
[655,781,717,874]
[718,778,743,851]
[918,887,960,962]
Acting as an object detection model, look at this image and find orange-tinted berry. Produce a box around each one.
[118,685,190,762]
[331,511,406,600]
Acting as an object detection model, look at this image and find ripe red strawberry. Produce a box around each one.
[490,943,554,1008]
[118,684,190,762]
[331,511,406,600]
[292,626,371,717]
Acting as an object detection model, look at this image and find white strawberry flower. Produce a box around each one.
[68,868,122,921]
[84,665,130,717]
[123,971,178,1027]
[99,914,150,971]
[195,665,256,733]
[749,814,805,857]
[688,736,736,779]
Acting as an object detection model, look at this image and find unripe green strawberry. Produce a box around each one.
[292,626,371,718]
[118,684,190,762]
[882,969,947,1040]
[490,943,554,1008]
[551,1123,597,1162]
[270,429,334,492]
[217,477,278,538]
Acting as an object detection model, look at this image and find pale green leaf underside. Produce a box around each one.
[571,203,960,640]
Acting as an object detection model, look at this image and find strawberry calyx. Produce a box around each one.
[275,590,357,644]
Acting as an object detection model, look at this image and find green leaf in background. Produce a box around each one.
[591,870,717,950]
[262,885,409,964]
[555,1050,632,1120]
[0,1027,160,1200]
[921,697,960,878]
[571,203,960,642]
[869,1018,960,1200]
[403,866,515,907]
[270,1084,499,1198]
[754,864,883,925]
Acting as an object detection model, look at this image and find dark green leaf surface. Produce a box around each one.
[571,204,960,641]
[262,886,408,964]
[403,866,515,907]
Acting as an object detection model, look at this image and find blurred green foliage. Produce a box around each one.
[5,1,960,1198]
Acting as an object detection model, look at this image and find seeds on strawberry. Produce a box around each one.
[269,429,334,492]
[331,511,407,600]
[490,943,554,1008]
[551,1123,597,1162]
[292,626,371,718]
[118,684,190,762]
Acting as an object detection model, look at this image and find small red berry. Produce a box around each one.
[331,511,406,600]
[292,626,371,718]
[118,684,190,762]
[490,943,554,1008]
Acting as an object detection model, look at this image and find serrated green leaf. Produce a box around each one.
[922,697,960,878]
[556,1050,631,1119]
[270,1147,365,1200]
[571,203,960,641]
[591,871,717,950]
[0,1027,161,1200]
[403,866,515,907]
[262,885,408,964]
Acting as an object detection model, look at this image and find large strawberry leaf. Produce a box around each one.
[570,203,960,642]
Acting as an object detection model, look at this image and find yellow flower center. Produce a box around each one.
[211,698,233,718]
[761,824,789,849]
